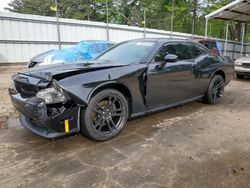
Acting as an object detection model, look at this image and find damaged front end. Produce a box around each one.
[9,73,81,139]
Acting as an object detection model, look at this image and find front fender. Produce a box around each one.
[56,64,148,116]
[86,81,130,102]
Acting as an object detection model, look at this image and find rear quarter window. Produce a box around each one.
[189,44,204,59]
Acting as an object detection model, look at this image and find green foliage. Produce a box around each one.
[5,0,55,16]
[5,0,249,41]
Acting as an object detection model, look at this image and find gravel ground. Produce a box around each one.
[0,66,26,118]
[1,66,250,188]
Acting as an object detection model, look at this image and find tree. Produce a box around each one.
[5,0,55,16]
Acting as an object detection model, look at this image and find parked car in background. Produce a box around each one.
[9,38,234,141]
[234,56,250,79]
[195,39,221,56]
[28,40,115,68]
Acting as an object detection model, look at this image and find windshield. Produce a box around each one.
[95,41,155,63]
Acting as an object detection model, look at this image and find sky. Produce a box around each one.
[0,0,11,11]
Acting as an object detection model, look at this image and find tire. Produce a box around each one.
[236,73,244,79]
[80,89,129,141]
[204,75,225,104]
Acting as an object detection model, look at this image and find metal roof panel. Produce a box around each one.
[205,0,250,23]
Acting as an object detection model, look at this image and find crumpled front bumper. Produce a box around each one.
[10,93,80,139]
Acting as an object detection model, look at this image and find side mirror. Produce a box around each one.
[164,54,178,63]
[157,54,178,70]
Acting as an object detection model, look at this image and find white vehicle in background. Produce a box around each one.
[234,56,250,79]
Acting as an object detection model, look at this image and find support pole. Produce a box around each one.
[191,0,197,37]
[106,0,109,41]
[224,21,229,56]
[170,0,175,38]
[205,18,208,38]
[55,0,61,49]
[240,23,245,57]
[143,8,146,38]
[191,18,195,38]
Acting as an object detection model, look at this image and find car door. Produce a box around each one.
[146,42,201,110]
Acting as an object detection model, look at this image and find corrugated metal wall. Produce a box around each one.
[0,11,249,63]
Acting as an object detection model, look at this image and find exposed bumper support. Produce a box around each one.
[11,93,80,139]
[20,115,72,139]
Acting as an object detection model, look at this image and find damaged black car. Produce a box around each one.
[9,38,234,141]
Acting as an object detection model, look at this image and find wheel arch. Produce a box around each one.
[88,82,133,117]
[205,69,225,104]
[212,69,225,81]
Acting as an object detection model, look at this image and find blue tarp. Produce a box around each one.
[41,41,113,66]
[216,41,223,55]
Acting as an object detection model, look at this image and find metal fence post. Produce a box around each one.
[224,21,229,56]
[106,0,110,41]
[205,18,208,38]
[240,23,245,57]
[232,42,235,60]
[143,8,146,38]
[170,0,175,38]
[55,0,61,49]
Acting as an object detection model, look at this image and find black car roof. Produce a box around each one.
[125,38,191,45]
[130,38,188,42]
[127,38,211,54]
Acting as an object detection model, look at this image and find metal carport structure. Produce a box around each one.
[205,0,250,57]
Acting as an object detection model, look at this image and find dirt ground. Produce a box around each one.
[1,66,250,188]
[0,66,26,118]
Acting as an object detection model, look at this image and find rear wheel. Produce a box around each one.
[236,73,244,79]
[204,75,225,104]
[81,89,128,141]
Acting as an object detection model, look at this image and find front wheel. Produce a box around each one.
[81,89,129,141]
[204,75,225,104]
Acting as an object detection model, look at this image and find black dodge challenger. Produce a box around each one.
[9,38,234,141]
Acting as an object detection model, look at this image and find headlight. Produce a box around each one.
[36,87,69,104]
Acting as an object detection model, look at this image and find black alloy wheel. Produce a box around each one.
[205,75,225,104]
[81,89,128,141]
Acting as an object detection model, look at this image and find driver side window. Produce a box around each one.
[154,44,174,62]
[154,43,193,62]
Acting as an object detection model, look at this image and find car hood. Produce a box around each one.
[19,61,130,81]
